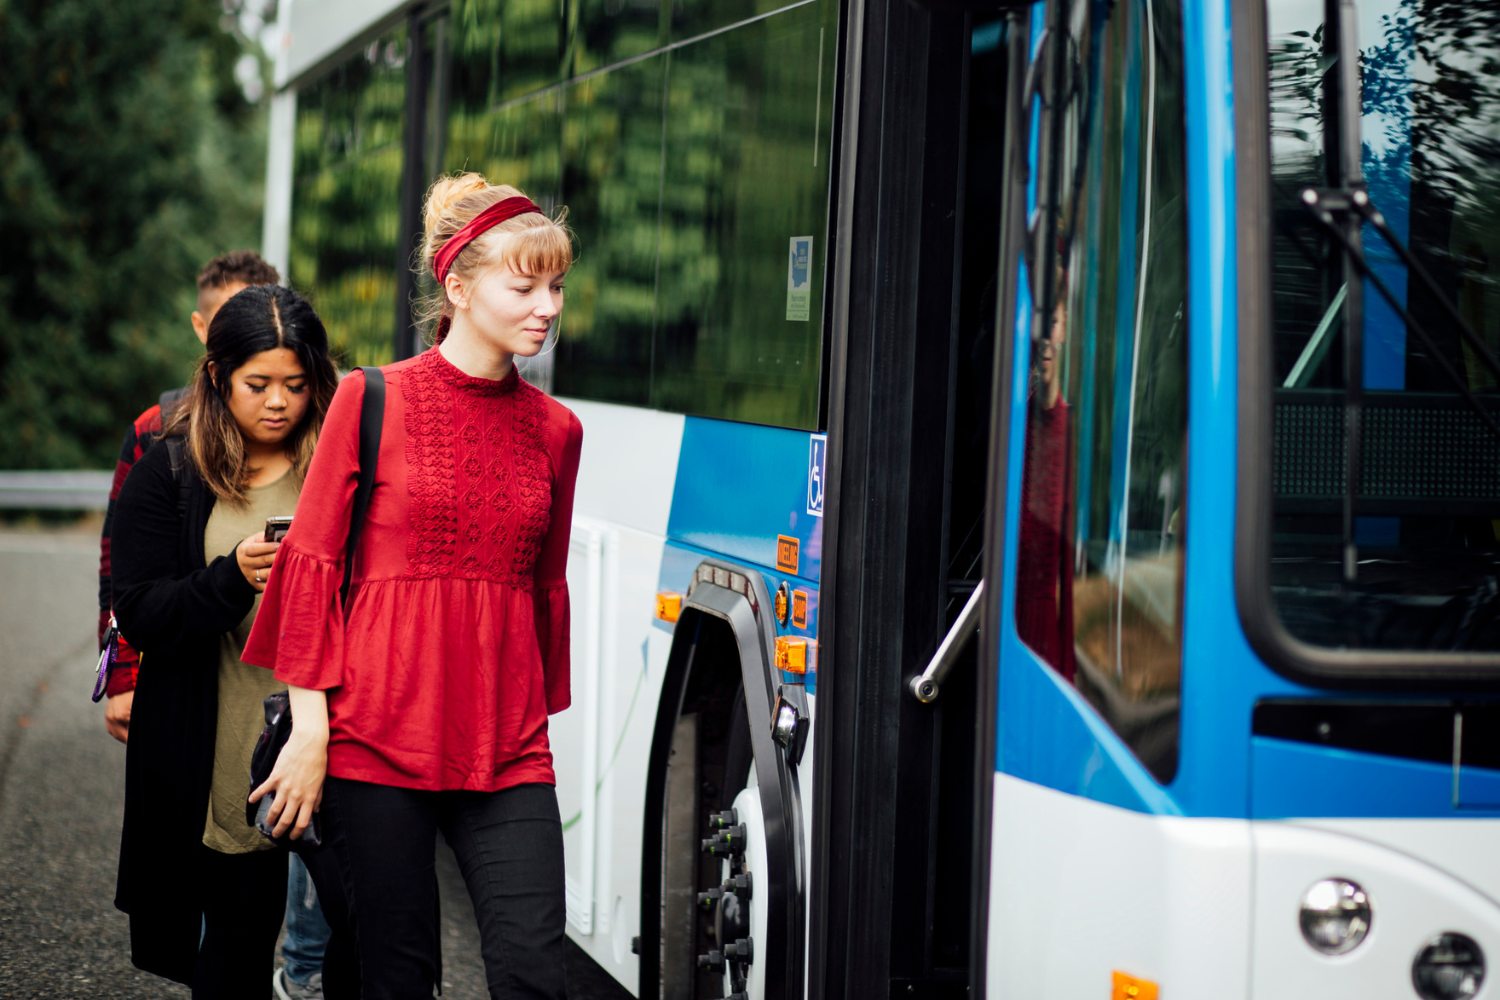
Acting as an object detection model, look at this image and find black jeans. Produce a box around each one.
[193,844,287,1000]
[321,778,569,1000]
[299,840,361,1000]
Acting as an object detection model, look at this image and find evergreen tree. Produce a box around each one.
[0,0,268,468]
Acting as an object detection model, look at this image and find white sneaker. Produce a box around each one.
[273,965,325,1000]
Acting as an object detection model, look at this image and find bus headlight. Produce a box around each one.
[1412,933,1485,1000]
[1298,878,1372,955]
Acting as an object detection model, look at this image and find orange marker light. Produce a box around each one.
[655,591,682,623]
[774,636,810,674]
[1110,972,1159,1000]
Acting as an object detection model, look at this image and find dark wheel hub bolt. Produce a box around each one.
[724,937,754,964]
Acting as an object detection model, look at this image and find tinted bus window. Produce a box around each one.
[670,0,800,53]
[442,0,835,429]
[1018,0,1188,782]
[555,61,661,407]
[450,0,569,105]
[574,0,663,72]
[653,2,828,425]
[1265,1,1500,655]
[290,30,409,368]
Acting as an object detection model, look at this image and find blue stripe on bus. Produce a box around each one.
[1169,0,1276,819]
[1251,737,1500,819]
[666,417,825,585]
[996,644,1183,816]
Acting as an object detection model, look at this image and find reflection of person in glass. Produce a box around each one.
[1016,277,1076,681]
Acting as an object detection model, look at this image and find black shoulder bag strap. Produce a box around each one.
[158,387,188,431]
[340,367,385,606]
[163,435,192,524]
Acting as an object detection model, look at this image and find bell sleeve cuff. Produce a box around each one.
[242,542,346,690]
[104,663,138,698]
[534,580,572,714]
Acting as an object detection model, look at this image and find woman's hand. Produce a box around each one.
[248,686,330,841]
[236,532,280,593]
[104,690,133,744]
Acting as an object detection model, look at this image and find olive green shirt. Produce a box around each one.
[201,470,300,854]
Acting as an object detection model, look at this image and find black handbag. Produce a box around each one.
[246,366,385,849]
[247,691,320,847]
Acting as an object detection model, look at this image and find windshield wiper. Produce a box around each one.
[1302,0,1500,588]
[1301,188,1500,450]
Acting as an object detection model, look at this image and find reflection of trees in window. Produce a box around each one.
[451,0,565,105]
[1268,0,1500,389]
[1265,0,1500,654]
[439,0,835,427]
[290,31,409,367]
[653,6,831,427]
[290,0,837,425]
[573,0,662,72]
[1389,0,1500,391]
[1267,15,1336,388]
[556,63,663,404]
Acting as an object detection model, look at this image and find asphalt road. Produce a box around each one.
[0,524,630,999]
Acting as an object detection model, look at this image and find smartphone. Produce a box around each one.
[264,515,294,542]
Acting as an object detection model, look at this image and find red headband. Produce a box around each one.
[432,196,542,283]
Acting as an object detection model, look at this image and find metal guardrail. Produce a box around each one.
[0,472,114,511]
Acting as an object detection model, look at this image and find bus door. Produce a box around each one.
[811,2,1032,998]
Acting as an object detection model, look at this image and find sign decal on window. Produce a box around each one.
[787,236,812,321]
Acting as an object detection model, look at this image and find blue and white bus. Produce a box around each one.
[263,0,1500,995]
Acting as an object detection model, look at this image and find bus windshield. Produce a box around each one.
[1265,0,1500,657]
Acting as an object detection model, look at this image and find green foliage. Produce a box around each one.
[0,0,268,468]
[291,0,835,428]
[289,30,408,368]
[433,0,836,427]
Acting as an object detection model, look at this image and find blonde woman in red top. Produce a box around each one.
[244,173,583,999]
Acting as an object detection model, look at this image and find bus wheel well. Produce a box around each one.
[641,609,755,998]
[677,612,754,792]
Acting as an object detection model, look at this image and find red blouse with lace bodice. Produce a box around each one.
[243,348,584,792]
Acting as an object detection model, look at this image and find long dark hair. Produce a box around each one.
[167,285,338,503]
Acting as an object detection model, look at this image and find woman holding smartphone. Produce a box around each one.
[244,173,583,998]
[110,284,338,997]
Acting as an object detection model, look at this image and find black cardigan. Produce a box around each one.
[110,438,261,984]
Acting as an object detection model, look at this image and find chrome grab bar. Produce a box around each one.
[908,580,984,704]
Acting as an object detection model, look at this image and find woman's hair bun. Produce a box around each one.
[423,172,490,245]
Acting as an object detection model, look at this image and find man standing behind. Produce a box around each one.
[97,249,280,740]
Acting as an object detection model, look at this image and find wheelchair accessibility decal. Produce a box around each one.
[807,433,826,517]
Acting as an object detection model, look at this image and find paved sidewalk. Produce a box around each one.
[0,528,629,999]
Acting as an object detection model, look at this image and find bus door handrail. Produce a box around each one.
[909,580,985,704]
